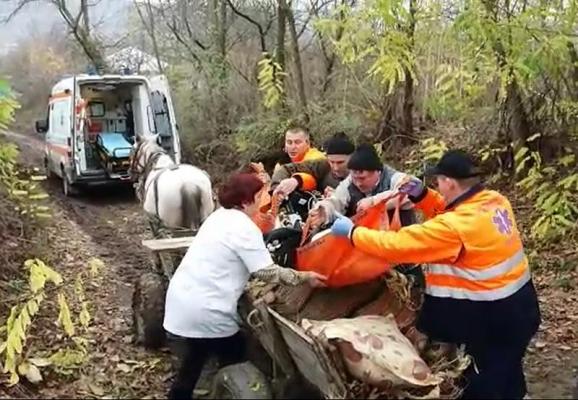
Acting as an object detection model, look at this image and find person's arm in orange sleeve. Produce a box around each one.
[271,159,330,193]
[350,216,463,265]
[411,188,447,220]
[393,176,446,220]
[292,173,317,191]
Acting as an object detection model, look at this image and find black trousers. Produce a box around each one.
[167,332,245,400]
[417,281,540,399]
[461,332,534,399]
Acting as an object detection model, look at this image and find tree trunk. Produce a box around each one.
[212,0,229,135]
[481,0,531,146]
[505,79,531,145]
[81,0,90,36]
[54,2,108,72]
[401,0,416,137]
[276,0,287,107]
[75,30,107,73]
[218,0,227,64]
[319,0,351,95]
[280,0,308,123]
[145,1,165,74]
[567,41,578,101]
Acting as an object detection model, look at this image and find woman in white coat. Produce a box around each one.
[163,172,325,399]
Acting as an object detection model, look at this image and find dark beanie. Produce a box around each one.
[347,143,382,171]
[325,132,355,155]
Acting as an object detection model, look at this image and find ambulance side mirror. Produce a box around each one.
[35,119,48,134]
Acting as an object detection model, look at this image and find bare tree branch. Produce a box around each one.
[1,0,40,24]
[164,17,203,64]
[225,0,267,52]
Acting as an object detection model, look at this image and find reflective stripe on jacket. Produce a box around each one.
[351,186,531,302]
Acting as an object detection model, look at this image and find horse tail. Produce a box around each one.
[180,182,203,230]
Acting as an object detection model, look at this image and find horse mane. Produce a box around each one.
[142,137,165,155]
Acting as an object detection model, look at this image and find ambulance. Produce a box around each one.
[35,73,181,195]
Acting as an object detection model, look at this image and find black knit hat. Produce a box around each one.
[324,132,355,155]
[347,143,382,171]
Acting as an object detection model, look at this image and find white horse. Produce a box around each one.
[130,134,215,232]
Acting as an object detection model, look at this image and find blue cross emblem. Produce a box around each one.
[493,208,513,235]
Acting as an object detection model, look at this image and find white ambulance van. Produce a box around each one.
[35,74,181,196]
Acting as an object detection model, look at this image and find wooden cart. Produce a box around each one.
[132,234,357,399]
[133,235,465,399]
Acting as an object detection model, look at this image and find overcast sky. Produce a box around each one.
[0,0,131,52]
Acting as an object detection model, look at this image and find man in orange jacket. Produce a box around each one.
[276,126,325,168]
[331,149,541,399]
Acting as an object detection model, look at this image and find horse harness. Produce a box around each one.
[135,150,180,219]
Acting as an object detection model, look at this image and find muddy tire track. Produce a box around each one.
[3,130,154,282]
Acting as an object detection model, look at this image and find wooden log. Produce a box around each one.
[141,236,195,252]
[240,294,296,378]
[295,280,386,322]
[269,308,348,399]
[271,283,314,319]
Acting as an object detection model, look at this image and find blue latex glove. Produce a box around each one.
[331,214,354,238]
[398,177,425,198]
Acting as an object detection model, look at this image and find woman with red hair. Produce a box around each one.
[163,172,325,400]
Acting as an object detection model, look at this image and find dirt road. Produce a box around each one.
[2,131,173,398]
[1,130,577,399]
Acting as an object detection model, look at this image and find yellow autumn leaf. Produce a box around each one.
[57,293,75,337]
[29,263,46,293]
[88,258,105,277]
[79,302,91,328]
[7,370,20,386]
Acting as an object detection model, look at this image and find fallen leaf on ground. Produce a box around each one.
[28,358,52,367]
[117,363,131,373]
[88,382,105,396]
[18,363,43,383]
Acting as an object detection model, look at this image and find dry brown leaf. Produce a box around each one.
[117,363,131,373]
[88,382,105,397]
[28,358,51,367]
[18,363,43,384]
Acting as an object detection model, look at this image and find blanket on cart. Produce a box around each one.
[245,272,470,399]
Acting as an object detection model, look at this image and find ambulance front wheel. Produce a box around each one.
[60,167,78,197]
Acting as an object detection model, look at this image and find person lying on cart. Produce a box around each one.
[329,149,541,399]
[162,172,326,400]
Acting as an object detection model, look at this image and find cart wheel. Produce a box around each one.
[211,362,272,399]
[132,272,167,349]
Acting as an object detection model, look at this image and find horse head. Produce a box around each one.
[129,134,165,180]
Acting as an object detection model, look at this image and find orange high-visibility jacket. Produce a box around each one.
[351,187,531,301]
[289,147,326,191]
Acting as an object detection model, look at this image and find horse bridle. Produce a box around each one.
[129,141,147,178]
